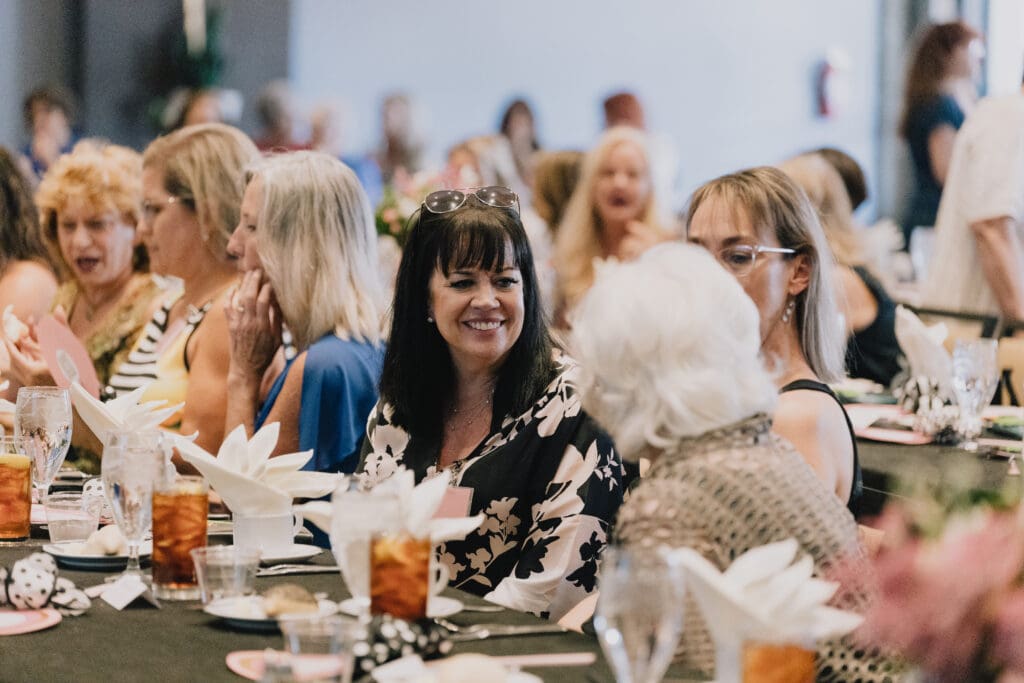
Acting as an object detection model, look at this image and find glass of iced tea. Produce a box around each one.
[0,437,31,543]
[742,641,816,683]
[369,532,431,620]
[152,475,208,600]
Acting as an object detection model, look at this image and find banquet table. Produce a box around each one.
[0,539,701,683]
[857,437,1024,516]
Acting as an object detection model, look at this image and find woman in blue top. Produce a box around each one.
[224,151,385,473]
[899,20,982,246]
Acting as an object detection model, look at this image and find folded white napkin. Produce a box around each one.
[670,539,863,683]
[298,467,483,543]
[894,305,952,393]
[174,423,341,517]
[69,381,182,440]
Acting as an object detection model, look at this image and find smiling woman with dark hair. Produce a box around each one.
[359,186,624,620]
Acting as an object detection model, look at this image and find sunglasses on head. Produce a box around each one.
[422,186,520,215]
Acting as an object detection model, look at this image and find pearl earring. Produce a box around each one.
[781,299,795,324]
[427,315,434,323]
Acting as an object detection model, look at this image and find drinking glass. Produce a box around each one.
[278,614,361,683]
[44,491,101,542]
[190,546,260,604]
[951,339,1000,452]
[101,430,166,582]
[594,545,686,683]
[152,475,208,600]
[15,387,72,503]
[0,436,31,542]
[329,479,401,617]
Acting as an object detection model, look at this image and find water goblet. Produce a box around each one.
[594,545,686,683]
[15,387,72,503]
[101,430,166,582]
[951,339,999,452]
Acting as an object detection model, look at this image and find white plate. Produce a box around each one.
[207,521,313,541]
[204,595,337,632]
[338,595,463,619]
[42,540,153,571]
[258,544,323,565]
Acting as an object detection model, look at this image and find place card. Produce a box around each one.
[432,487,473,519]
[99,576,160,610]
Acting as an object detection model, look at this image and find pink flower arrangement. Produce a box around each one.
[852,504,1024,682]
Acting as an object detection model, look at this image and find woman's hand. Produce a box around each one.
[618,220,676,261]
[3,321,55,386]
[224,269,282,386]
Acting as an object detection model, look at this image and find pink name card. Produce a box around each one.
[432,486,473,519]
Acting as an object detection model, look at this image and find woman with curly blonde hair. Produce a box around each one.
[553,127,671,323]
[5,140,165,472]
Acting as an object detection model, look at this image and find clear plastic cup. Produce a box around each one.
[44,491,101,543]
[278,614,361,683]
[190,546,261,604]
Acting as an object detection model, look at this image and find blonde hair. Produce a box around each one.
[246,151,383,348]
[142,123,259,260]
[555,127,663,308]
[35,140,145,276]
[572,243,777,459]
[778,153,863,266]
[686,167,845,383]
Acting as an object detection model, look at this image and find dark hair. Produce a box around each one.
[899,21,979,138]
[499,99,539,151]
[0,147,58,275]
[380,199,556,440]
[814,147,868,210]
[23,85,77,130]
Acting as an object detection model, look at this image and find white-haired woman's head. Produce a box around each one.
[571,242,777,461]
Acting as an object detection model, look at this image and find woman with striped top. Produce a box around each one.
[107,124,260,456]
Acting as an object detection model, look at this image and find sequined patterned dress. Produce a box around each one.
[614,414,903,682]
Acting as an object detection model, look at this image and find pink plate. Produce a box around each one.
[36,314,100,397]
[0,609,62,635]
[226,651,343,681]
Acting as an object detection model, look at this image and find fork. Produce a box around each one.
[256,564,340,577]
[434,617,567,641]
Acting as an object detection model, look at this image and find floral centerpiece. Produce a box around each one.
[374,169,449,248]
[848,479,1024,682]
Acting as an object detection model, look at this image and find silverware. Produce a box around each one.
[459,603,505,613]
[256,564,340,577]
[434,617,567,641]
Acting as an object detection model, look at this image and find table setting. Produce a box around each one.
[1,383,648,683]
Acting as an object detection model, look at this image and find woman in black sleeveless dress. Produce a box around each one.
[687,167,862,515]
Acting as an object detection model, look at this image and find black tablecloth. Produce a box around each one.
[0,540,701,683]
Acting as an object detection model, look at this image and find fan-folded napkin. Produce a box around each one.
[174,423,341,516]
[895,305,952,393]
[69,381,182,440]
[670,539,863,683]
[299,467,483,544]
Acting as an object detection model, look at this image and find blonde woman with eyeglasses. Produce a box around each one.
[106,124,259,457]
[686,166,862,515]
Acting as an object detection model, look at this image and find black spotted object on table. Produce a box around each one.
[351,615,452,678]
[0,552,91,615]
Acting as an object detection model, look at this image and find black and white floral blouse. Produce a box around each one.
[357,357,624,620]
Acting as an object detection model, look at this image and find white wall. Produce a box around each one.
[290,0,882,213]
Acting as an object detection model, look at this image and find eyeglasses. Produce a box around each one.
[141,195,190,223]
[714,244,797,277]
[423,186,520,215]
